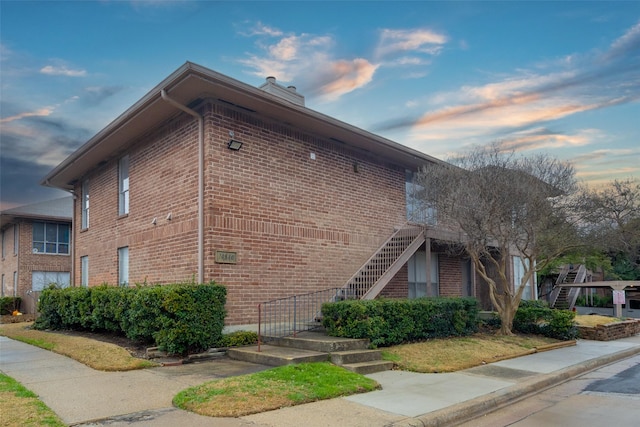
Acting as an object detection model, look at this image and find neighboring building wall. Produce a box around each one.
[0,220,71,313]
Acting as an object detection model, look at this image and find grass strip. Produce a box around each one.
[574,314,621,327]
[173,362,380,417]
[381,333,558,373]
[0,373,65,427]
[0,322,156,371]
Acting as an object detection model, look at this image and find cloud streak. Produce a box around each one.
[0,107,54,123]
[40,64,87,77]
[375,28,447,58]
[238,23,445,101]
[372,19,640,163]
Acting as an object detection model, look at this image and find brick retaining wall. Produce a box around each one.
[577,319,640,341]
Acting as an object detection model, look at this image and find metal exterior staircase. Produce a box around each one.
[550,265,587,310]
[253,226,426,362]
[342,226,425,300]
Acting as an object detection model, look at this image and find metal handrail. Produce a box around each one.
[257,287,350,350]
[256,226,424,349]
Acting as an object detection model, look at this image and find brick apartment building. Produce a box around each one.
[42,62,533,327]
[0,197,73,314]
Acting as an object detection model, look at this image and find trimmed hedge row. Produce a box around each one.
[512,300,578,340]
[33,282,226,355]
[321,297,479,347]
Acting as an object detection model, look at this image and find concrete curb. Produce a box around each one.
[391,345,640,427]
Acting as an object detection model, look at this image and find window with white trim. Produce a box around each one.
[513,256,532,300]
[32,222,70,255]
[81,256,89,287]
[13,224,18,255]
[31,271,71,292]
[118,246,129,286]
[1,274,5,297]
[81,179,89,229]
[119,155,129,215]
[13,271,17,296]
[406,170,437,226]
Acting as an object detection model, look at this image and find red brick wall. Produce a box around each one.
[379,266,409,298]
[74,115,201,286]
[439,254,463,297]
[203,102,407,324]
[74,100,408,325]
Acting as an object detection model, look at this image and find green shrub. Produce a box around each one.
[575,294,612,308]
[125,282,226,355]
[513,301,577,340]
[34,282,227,355]
[321,297,479,347]
[89,285,135,332]
[0,296,21,314]
[218,330,258,347]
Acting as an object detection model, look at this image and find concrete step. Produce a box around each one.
[227,344,328,367]
[330,349,383,365]
[341,360,394,375]
[266,331,370,352]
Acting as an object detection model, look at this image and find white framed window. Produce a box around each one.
[13,224,18,255]
[81,179,89,229]
[1,274,5,297]
[81,256,89,287]
[32,222,70,255]
[118,246,129,286]
[513,256,532,300]
[408,251,439,298]
[119,155,129,215]
[406,170,437,226]
[13,271,17,296]
[31,271,71,292]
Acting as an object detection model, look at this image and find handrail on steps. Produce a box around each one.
[257,287,353,351]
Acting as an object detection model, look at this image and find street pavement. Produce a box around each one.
[1,334,640,427]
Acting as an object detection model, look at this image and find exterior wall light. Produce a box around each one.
[227,139,243,150]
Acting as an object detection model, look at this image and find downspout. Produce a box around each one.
[160,90,204,283]
[68,189,75,287]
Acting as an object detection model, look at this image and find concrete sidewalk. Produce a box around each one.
[2,335,640,427]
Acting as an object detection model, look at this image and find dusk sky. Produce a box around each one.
[1,1,639,210]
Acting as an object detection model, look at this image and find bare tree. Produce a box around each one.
[587,179,640,279]
[415,143,580,335]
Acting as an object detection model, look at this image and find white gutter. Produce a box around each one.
[160,89,204,283]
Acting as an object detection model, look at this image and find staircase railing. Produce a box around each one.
[342,226,425,300]
[565,265,587,310]
[256,226,426,347]
[550,264,587,309]
[257,287,348,348]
